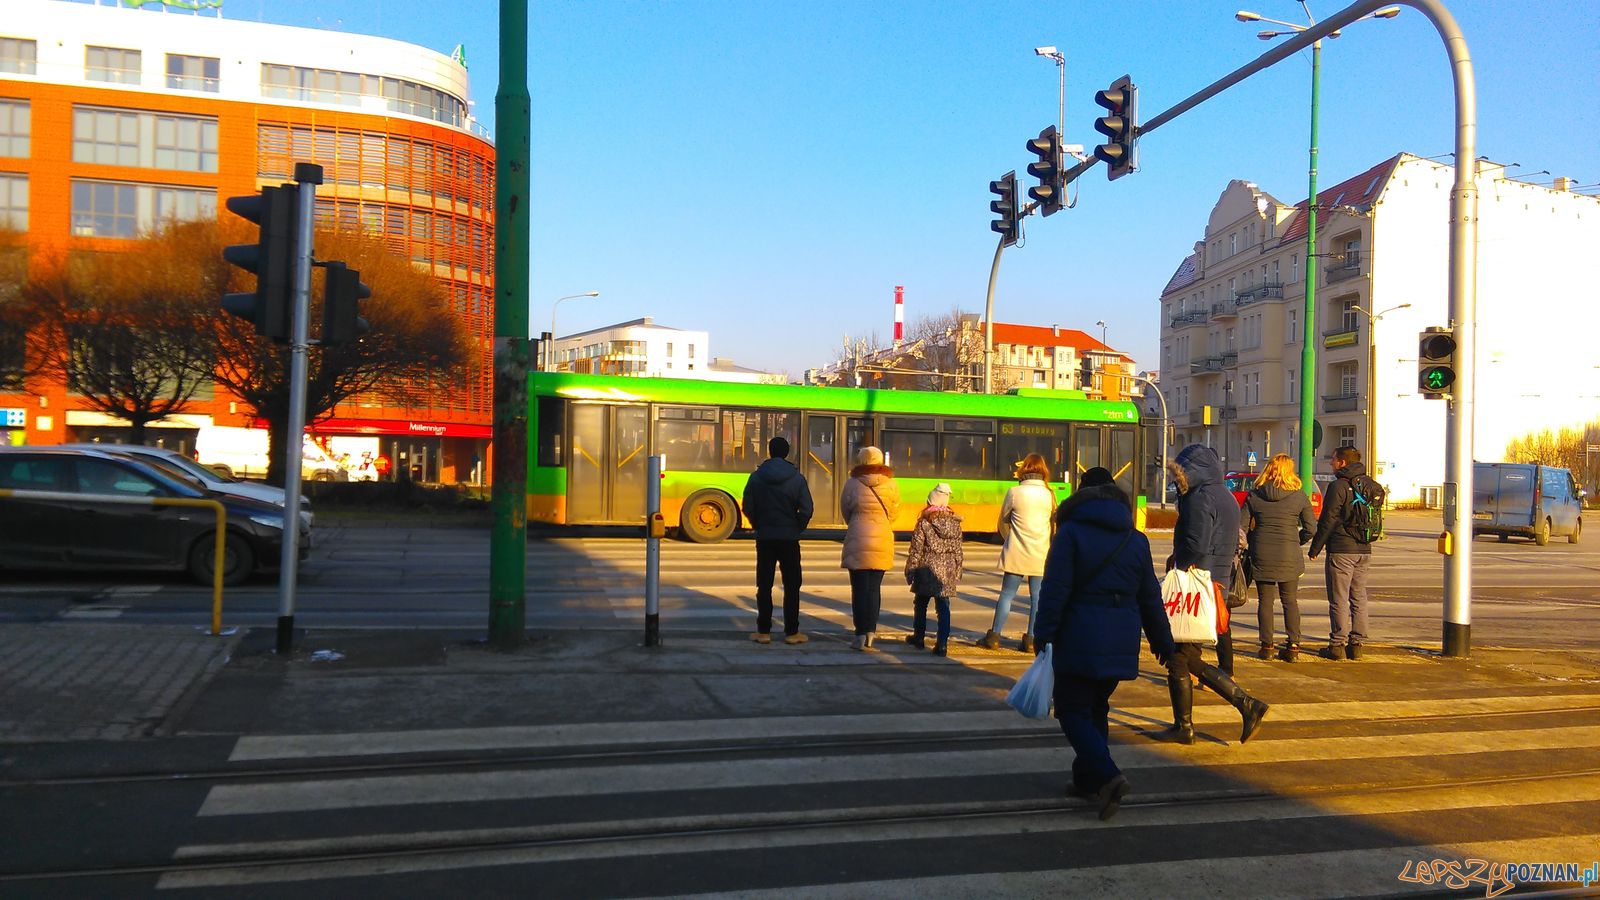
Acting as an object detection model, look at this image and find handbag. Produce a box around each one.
[1226,554,1250,609]
[1006,644,1054,719]
[1161,567,1218,646]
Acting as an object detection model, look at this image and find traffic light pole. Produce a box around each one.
[1107,0,1477,656]
[981,235,1004,394]
[1299,40,1321,508]
[489,0,532,649]
[275,162,321,656]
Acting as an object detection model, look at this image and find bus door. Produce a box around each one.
[1071,424,1140,500]
[802,414,841,526]
[567,403,649,524]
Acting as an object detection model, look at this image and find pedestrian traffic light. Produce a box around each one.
[320,261,371,346]
[1093,75,1138,181]
[1025,126,1063,216]
[1418,327,1456,398]
[989,170,1019,246]
[221,185,296,343]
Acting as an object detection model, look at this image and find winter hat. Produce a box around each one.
[927,483,953,506]
[1080,466,1114,488]
[856,446,885,467]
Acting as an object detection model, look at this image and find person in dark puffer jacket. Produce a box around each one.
[741,436,814,644]
[1034,467,1176,823]
[1159,444,1269,747]
[904,483,962,657]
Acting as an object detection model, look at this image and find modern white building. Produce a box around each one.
[548,317,779,384]
[1157,153,1600,504]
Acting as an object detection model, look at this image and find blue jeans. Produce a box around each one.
[1055,673,1120,794]
[912,595,951,645]
[991,572,1043,635]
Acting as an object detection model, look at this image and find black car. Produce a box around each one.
[0,447,309,585]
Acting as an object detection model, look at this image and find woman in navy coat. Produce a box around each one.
[1034,468,1176,822]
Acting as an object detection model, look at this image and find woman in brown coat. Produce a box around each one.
[841,446,900,650]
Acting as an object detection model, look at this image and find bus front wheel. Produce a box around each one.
[681,490,738,544]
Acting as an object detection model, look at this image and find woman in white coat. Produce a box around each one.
[980,453,1056,652]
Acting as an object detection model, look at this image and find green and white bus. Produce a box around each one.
[530,372,1146,542]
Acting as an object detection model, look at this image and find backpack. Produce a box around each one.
[1346,475,1387,543]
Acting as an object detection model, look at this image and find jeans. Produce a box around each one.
[755,539,803,636]
[1325,553,1370,646]
[1054,673,1120,794]
[991,572,1043,635]
[1256,580,1302,647]
[849,569,885,635]
[912,594,951,646]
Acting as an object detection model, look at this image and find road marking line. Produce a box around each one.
[204,723,1600,816]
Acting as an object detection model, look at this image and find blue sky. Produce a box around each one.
[105,0,1599,377]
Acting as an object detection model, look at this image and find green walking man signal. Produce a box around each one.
[1418,327,1457,398]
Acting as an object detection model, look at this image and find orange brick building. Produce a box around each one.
[0,0,494,483]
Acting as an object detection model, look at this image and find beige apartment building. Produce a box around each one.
[1157,153,1600,502]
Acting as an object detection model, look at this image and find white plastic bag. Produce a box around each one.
[1162,567,1218,646]
[1006,644,1054,719]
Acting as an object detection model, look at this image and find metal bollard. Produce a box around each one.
[644,455,663,647]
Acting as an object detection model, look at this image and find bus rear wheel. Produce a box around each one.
[681,490,737,544]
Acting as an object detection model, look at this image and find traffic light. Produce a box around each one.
[989,170,1019,246]
[221,185,296,342]
[1418,327,1457,398]
[1093,75,1138,180]
[1025,126,1063,216]
[321,261,371,346]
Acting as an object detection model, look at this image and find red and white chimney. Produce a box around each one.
[893,285,904,346]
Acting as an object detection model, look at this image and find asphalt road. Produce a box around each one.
[2,510,1594,652]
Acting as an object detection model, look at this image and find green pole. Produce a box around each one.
[489,0,531,648]
[1298,39,1320,497]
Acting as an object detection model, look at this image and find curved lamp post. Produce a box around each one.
[547,291,600,372]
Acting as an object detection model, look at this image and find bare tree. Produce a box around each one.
[205,223,471,485]
[901,308,983,392]
[1506,420,1599,491]
[822,329,885,387]
[24,221,223,444]
[0,227,39,391]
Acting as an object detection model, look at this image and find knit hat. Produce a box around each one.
[856,446,884,467]
[927,483,953,506]
[1080,466,1114,488]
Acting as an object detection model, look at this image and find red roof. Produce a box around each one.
[1278,155,1401,245]
[985,323,1130,361]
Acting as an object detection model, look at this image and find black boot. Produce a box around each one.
[1157,669,1194,744]
[1199,664,1269,743]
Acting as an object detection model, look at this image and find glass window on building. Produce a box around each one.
[1337,425,1357,448]
[0,99,28,158]
[73,107,138,166]
[72,107,218,173]
[86,46,141,85]
[166,54,220,92]
[0,38,37,75]
[0,173,26,230]
[153,114,218,172]
[70,179,215,238]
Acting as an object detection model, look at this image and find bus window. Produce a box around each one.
[656,406,718,472]
[1073,426,1104,481]
[1109,426,1136,498]
[846,417,873,464]
[998,421,1067,482]
[536,396,565,467]
[721,409,799,469]
[881,430,938,477]
[942,433,995,480]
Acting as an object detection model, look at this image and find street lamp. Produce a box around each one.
[1351,301,1410,468]
[1095,319,1108,345]
[1235,3,1399,492]
[547,291,600,372]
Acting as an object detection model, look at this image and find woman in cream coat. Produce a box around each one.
[980,453,1056,652]
[840,446,900,650]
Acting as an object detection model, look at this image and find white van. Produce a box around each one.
[196,426,345,482]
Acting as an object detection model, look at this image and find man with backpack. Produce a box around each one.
[1308,446,1385,660]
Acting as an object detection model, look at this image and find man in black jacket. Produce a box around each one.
[742,436,814,644]
[1308,446,1372,660]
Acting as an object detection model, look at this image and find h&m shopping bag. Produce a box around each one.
[1006,644,1054,719]
[1162,567,1218,646]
